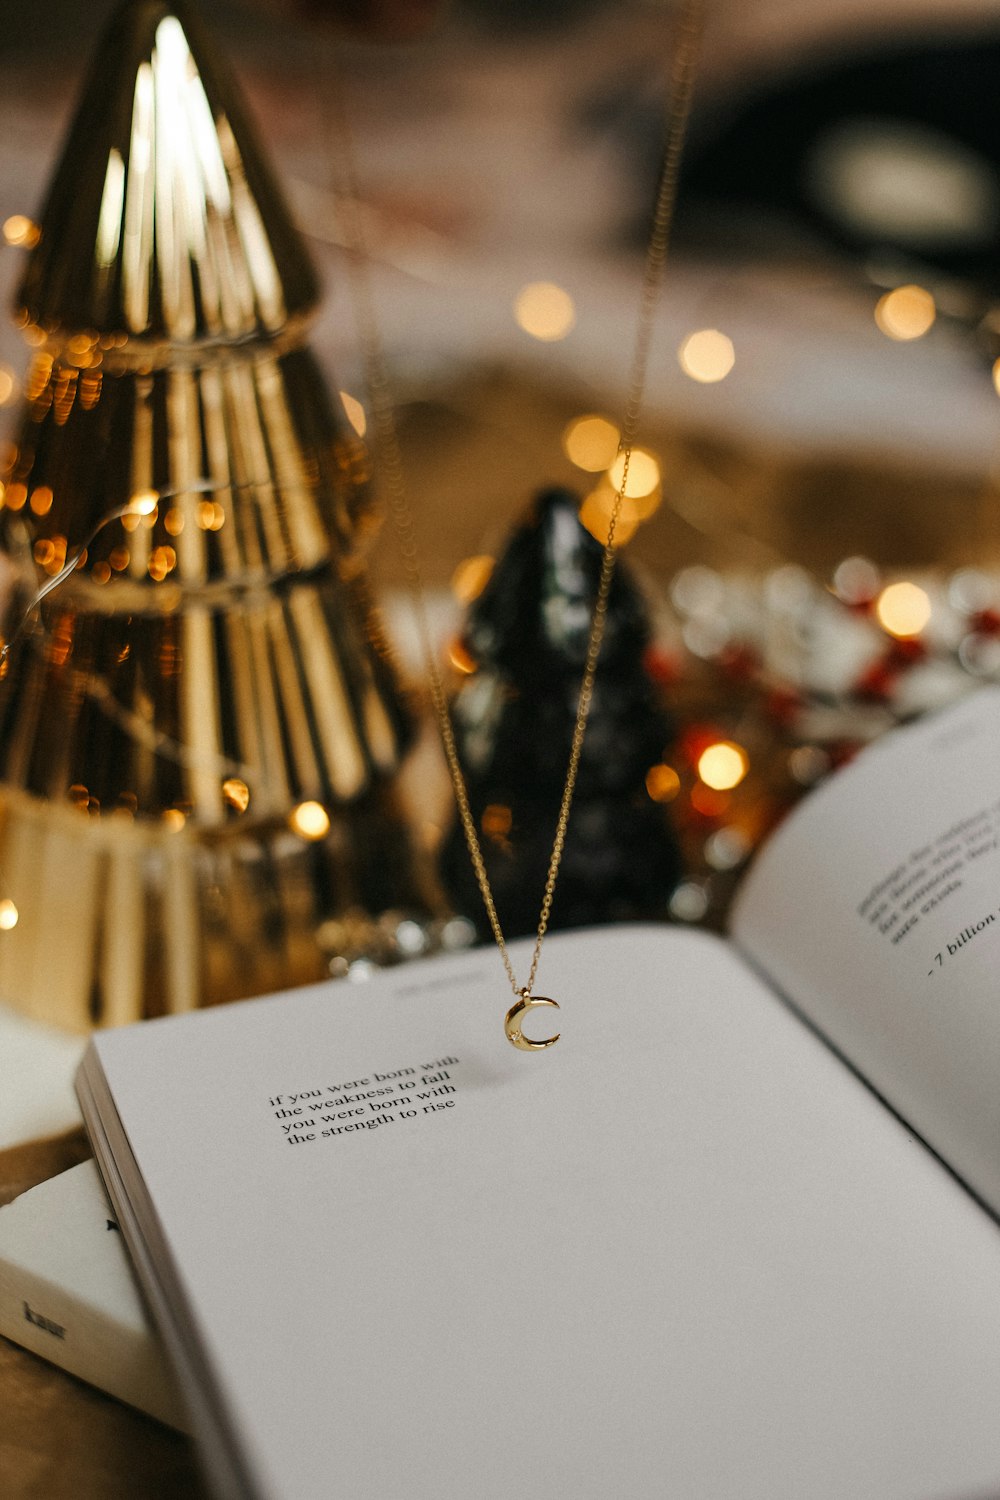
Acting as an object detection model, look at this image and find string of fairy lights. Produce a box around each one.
[1,209,1000,942]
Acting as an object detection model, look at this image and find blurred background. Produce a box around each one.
[3,0,1000,952]
[4,0,1000,587]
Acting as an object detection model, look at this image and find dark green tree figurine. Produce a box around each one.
[440,487,684,936]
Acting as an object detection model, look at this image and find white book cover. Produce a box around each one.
[0,1159,185,1429]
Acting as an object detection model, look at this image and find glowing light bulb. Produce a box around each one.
[697,741,748,791]
[0,898,18,930]
[678,329,735,383]
[289,801,330,840]
[562,415,620,472]
[876,581,931,637]
[513,281,576,341]
[874,285,936,341]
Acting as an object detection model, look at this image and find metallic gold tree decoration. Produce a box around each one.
[0,0,428,1028]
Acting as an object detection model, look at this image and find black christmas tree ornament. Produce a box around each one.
[440,487,684,937]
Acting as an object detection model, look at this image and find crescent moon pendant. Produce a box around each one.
[504,990,560,1051]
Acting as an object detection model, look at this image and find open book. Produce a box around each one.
[76,689,1000,1500]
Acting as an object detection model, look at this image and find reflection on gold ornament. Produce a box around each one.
[451,554,494,606]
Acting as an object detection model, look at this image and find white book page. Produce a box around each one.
[84,926,1000,1500]
[732,687,1000,1215]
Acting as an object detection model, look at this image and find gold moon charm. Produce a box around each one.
[504,990,560,1051]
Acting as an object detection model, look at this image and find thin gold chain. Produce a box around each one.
[325,0,703,1003]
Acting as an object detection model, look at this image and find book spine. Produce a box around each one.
[0,1260,186,1430]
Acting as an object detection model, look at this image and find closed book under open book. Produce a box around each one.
[0,1160,185,1428]
[77,690,1000,1499]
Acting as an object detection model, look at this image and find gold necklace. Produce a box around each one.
[326,1,703,1049]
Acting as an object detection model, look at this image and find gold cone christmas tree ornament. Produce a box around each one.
[0,0,430,1030]
[18,0,319,351]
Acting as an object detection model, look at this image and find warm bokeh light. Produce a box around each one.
[481,804,512,839]
[289,800,331,840]
[162,808,187,831]
[3,215,40,248]
[29,486,53,516]
[678,328,735,383]
[608,447,660,500]
[578,489,641,548]
[697,741,749,791]
[451,554,494,605]
[513,281,576,341]
[197,500,226,531]
[562,414,620,472]
[874,284,936,341]
[0,366,16,406]
[876,581,932,637]
[148,546,177,581]
[645,763,681,802]
[340,390,367,437]
[222,778,251,813]
[38,536,67,577]
[0,898,19,931]
[689,783,731,817]
[130,488,159,516]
